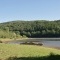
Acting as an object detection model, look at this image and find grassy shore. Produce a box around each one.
[0,43,60,60]
[0,38,28,42]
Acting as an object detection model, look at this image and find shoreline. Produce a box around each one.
[0,38,60,50]
[1,37,60,43]
[0,38,28,42]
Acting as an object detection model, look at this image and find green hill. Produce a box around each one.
[0,20,60,38]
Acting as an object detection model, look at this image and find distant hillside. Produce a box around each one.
[0,20,60,38]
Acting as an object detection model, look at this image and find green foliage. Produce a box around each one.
[0,29,21,39]
[22,35,27,38]
[0,20,60,37]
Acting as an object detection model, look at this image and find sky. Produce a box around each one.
[0,0,60,23]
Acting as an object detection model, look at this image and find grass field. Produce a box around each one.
[0,43,60,60]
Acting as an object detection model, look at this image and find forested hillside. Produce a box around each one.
[0,20,60,38]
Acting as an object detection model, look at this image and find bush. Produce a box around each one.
[0,40,2,43]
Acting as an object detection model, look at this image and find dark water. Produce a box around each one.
[5,38,60,48]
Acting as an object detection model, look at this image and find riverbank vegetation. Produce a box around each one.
[0,20,60,38]
[0,28,27,42]
[0,44,60,60]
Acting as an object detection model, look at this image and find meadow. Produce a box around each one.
[0,43,60,60]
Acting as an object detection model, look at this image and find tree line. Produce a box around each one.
[0,20,60,38]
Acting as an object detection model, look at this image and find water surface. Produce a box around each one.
[5,38,60,48]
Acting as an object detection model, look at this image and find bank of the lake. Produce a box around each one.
[1,38,60,50]
[0,38,28,42]
[0,43,60,60]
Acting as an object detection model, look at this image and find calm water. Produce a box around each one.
[42,41,60,47]
[5,38,60,48]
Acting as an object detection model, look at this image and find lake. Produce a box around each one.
[5,38,60,48]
